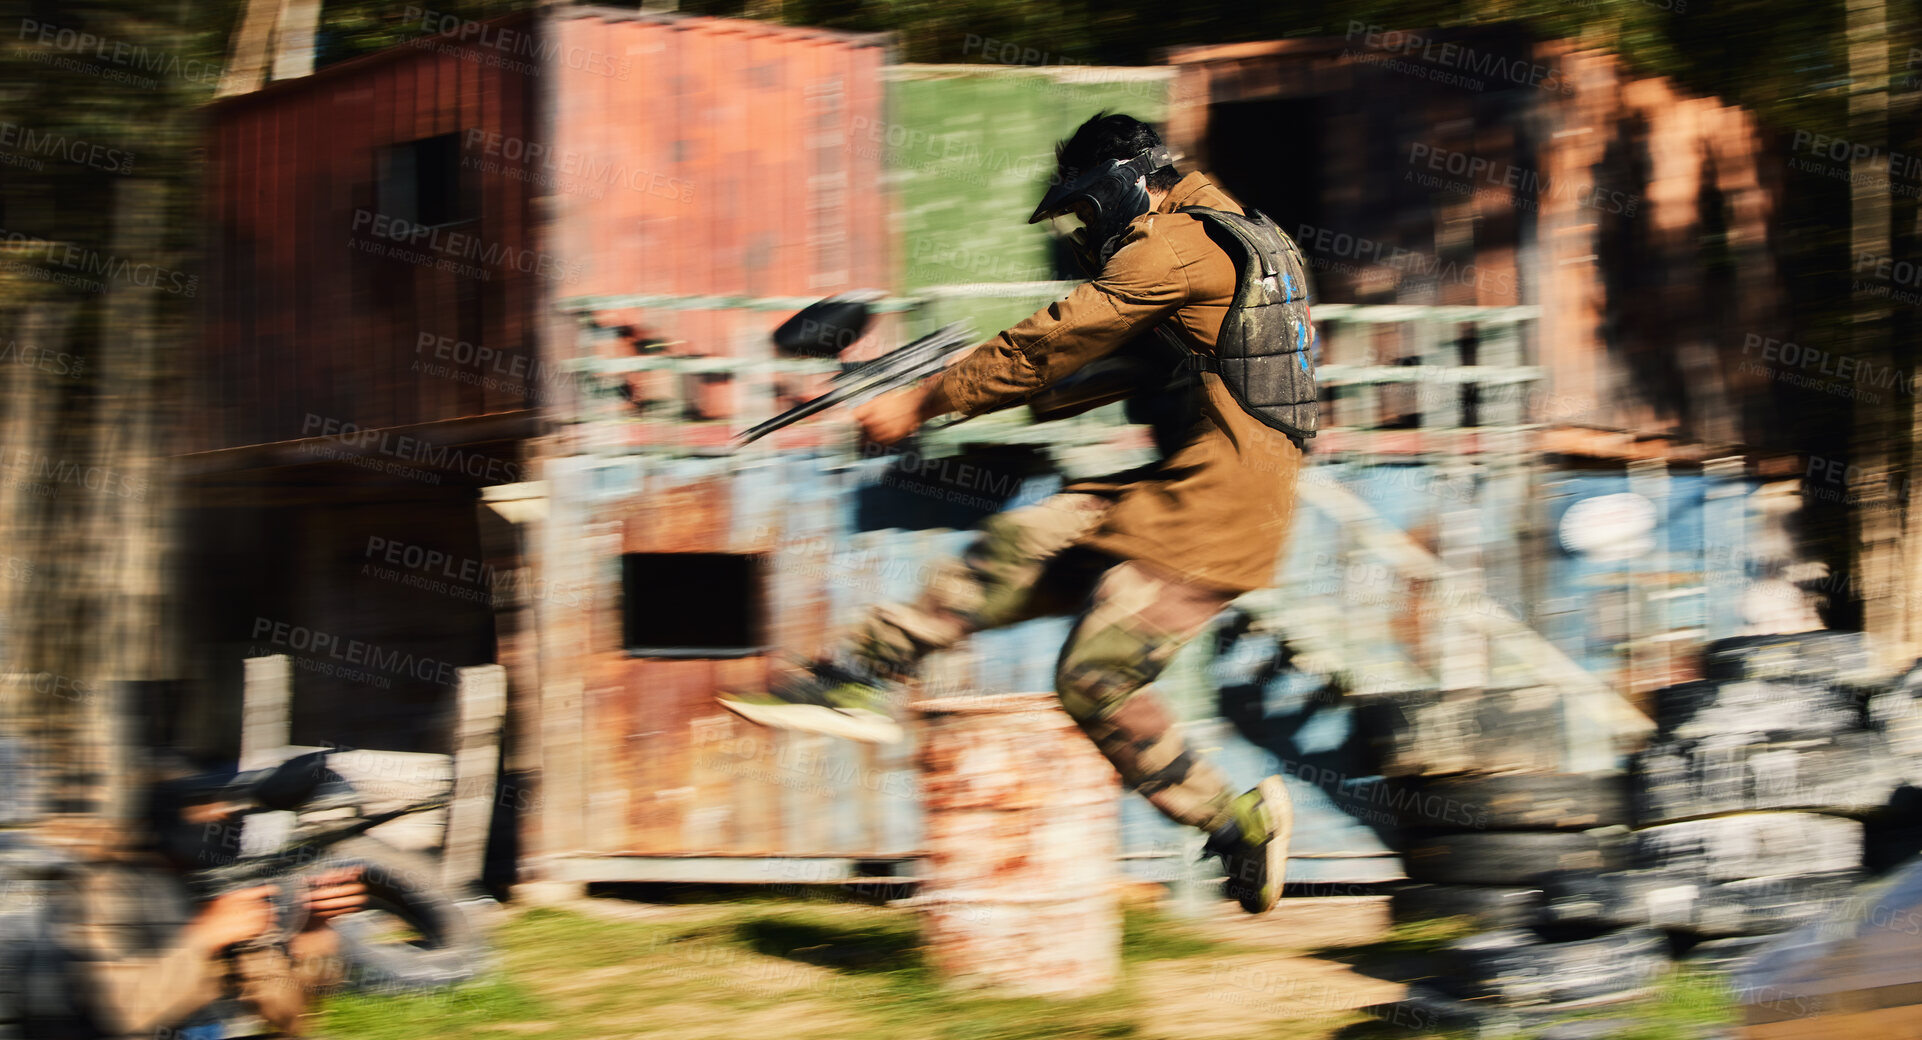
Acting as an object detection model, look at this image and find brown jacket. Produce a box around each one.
[937,172,1304,593]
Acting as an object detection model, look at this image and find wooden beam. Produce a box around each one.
[216,0,281,98]
[240,655,291,770]
[1295,473,1656,753]
[269,0,324,82]
[444,665,506,892]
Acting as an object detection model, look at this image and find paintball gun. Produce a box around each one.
[734,292,978,449]
[155,750,481,993]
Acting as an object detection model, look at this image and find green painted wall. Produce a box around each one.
[881,65,1172,337]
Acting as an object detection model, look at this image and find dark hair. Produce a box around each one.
[1054,111,1181,193]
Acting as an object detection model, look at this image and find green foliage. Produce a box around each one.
[315,0,538,69]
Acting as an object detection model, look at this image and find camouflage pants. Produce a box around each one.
[845,493,1240,832]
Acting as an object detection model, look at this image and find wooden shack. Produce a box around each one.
[178,12,1807,891]
[1160,29,1788,457]
[177,8,894,883]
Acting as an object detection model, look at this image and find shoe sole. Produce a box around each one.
[1247,776,1294,914]
[717,697,904,745]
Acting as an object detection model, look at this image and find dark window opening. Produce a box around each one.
[379,132,475,229]
[623,553,767,657]
[1204,98,1325,235]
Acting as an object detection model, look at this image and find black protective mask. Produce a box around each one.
[147,774,246,872]
[1029,145,1176,274]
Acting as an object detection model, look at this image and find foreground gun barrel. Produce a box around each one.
[826,324,967,386]
[735,322,976,448]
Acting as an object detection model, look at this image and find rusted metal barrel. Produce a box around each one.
[912,693,1121,997]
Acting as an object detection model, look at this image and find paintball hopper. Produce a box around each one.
[772,289,884,358]
[251,749,335,811]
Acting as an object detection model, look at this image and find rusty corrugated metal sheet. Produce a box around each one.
[575,454,944,860]
[198,12,542,454]
[543,11,897,858]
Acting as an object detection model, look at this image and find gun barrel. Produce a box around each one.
[828,323,972,387]
[736,323,975,447]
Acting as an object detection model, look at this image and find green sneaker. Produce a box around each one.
[1203,776,1294,914]
[717,661,903,744]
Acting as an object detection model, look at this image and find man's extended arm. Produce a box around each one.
[855,224,1191,445]
[940,226,1190,417]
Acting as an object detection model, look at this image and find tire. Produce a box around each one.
[1536,869,1696,930]
[1689,872,1859,938]
[1679,934,1778,972]
[1870,687,1922,785]
[1633,732,1901,824]
[1389,883,1544,930]
[1703,632,1876,684]
[1361,687,1566,778]
[1654,679,1861,741]
[1443,927,1669,1006]
[312,836,482,994]
[1631,812,1863,882]
[1540,868,1862,937]
[1864,788,1922,874]
[1383,772,1629,832]
[1404,831,1628,886]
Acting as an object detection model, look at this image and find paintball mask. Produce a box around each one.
[1030,144,1177,275]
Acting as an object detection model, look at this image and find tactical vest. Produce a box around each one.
[1178,206,1319,441]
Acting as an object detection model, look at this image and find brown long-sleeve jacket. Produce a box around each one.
[937,172,1304,593]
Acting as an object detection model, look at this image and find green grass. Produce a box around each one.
[1328,958,1739,1040]
[1120,902,1260,963]
[1517,967,1739,1040]
[321,977,551,1040]
[317,900,1275,1040]
[317,901,1737,1040]
[1314,915,1480,961]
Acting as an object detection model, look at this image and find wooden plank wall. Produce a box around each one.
[200,12,540,453]
[1162,32,1783,451]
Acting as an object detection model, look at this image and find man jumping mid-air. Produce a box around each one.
[721,111,1318,914]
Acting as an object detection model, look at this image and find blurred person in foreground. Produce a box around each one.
[722,112,1317,913]
[27,764,366,1038]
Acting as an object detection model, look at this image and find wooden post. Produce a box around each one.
[913,693,1120,998]
[1845,0,1905,667]
[534,450,593,859]
[1627,458,1672,694]
[240,655,291,771]
[218,0,323,98]
[444,665,506,893]
[268,0,324,82]
[215,0,281,98]
[1437,458,1487,693]
[1703,457,1749,641]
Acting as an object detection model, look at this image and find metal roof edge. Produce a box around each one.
[208,8,537,112]
[209,5,892,113]
[883,62,1175,82]
[1158,21,1545,65]
[555,5,894,48]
